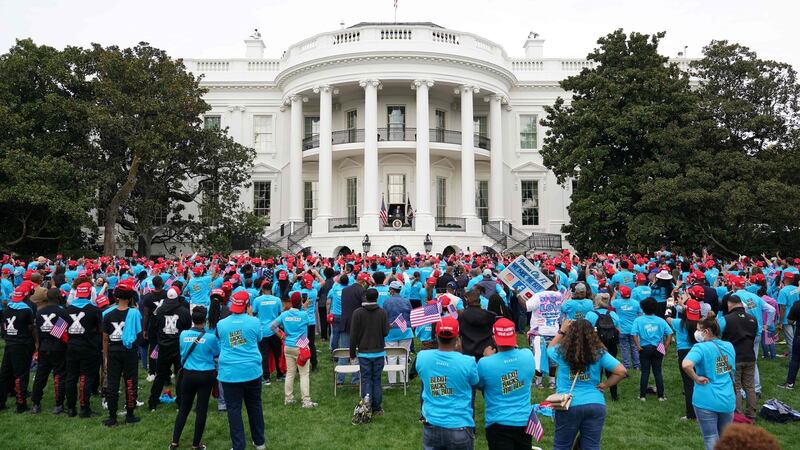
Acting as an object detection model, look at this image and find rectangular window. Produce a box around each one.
[433,110,446,142]
[519,114,538,149]
[346,177,358,223]
[304,181,318,227]
[387,174,406,205]
[200,180,219,226]
[253,181,271,225]
[473,116,488,136]
[203,115,221,130]
[346,110,358,143]
[253,115,274,153]
[475,180,489,224]
[387,106,406,140]
[521,180,540,226]
[304,116,320,138]
[153,207,169,227]
[436,177,447,223]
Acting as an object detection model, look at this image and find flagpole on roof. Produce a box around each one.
[394,0,398,23]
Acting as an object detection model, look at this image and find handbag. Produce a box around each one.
[545,370,581,411]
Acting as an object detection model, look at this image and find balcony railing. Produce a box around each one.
[380,219,415,231]
[435,217,466,231]
[328,217,359,232]
[301,128,490,150]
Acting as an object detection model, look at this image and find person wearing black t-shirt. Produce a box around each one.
[32,288,71,414]
[0,287,36,413]
[142,276,167,379]
[101,285,143,426]
[64,282,102,417]
[148,286,191,411]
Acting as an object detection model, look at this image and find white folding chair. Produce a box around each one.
[332,348,360,396]
[383,347,409,395]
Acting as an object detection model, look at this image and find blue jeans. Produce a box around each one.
[222,378,265,450]
[329,315,341,352]
[694,407,732,450]
[336,332,359,384]
[553,404,606,450]
[619,334,640,369]
[359,356,385,412]
[422,423,475,450]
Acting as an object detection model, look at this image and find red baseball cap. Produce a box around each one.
[230,290,249,313]
[492,318,517,347]
[221,281,233,293]
[192,266,204,275]
[785,272,795,281]
[705,260,716,269]
[685,299,701,321]
[116,278,135,292]
[210,288,226,298]
[95,295,110,308]
[635,273,647,282]
[290,291,303,308]
[277,270,288,281]
[730,276,746,289]
[357,272,372,284]
[688,285,705,300]
[618,285,631,298]
[75,282,92,299]
[436,316,459,339]
[11,287,26,303]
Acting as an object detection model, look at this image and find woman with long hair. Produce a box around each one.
[681,312,736,450]
[586,293,621,401]
[547,319,627,450]
[667,296,702,420]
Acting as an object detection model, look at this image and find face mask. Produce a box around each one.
[694,330,706,343]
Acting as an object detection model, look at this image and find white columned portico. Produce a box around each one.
[457,85,481,232]
[313,85,335,233]
[360,79,381,232]
[413,79,435,229]
[487,94,505,222]
[288,94,307,224]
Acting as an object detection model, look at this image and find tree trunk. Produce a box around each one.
[137,232,153,258]
[103,154,142,255]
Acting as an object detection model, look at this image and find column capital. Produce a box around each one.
[226,105,246,112]
[313,85,339,95]
[483,94,508,104]
[359,79,382,90]
[411,79,435,90]
[283,94,309,105]
[454,85,480,95]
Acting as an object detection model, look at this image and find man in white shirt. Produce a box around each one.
[518,284,564,389]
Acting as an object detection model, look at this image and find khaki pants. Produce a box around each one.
[386,339,411,383]
[284,346,310,403]
[734,361,757,418]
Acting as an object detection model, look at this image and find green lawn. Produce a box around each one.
[0,337,798,450]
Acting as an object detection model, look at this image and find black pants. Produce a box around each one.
[65,346,99,411]
[258,335,284,380]
[486,424,531,450]
[0,344,33,407]
[317,306,329,340]
[677,348,695,418]
[172,369,215,447]
[149,348,181,408]
[32,348,67,407]
[307,325,318,370]
[106,351,139,416]
[639,345,664,398]
[603,341,619,400]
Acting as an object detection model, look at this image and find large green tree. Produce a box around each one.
[540,30,698,254]
[0,40,96,254]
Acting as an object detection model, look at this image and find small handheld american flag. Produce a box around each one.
[525,409,544,442]
[392,315,408,332]
[296,334,310,349]
[164,274,177,287]
[656,341,666,355]
[150,345,159,359]
[410,303,441,328]
[447,303,458,319]
[50,317,69,343]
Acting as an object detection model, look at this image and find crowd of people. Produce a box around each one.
[0,249,797,450]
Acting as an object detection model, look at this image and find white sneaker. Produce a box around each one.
[253,442,266,450]
[146,374,156,382]
[301,400,318,409]
[658,397,667,402]
[101,399,108,410]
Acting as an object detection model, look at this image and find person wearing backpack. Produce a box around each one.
[586,293,621,401]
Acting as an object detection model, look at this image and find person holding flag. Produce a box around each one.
[350,288,389,416]
[64,282,103,418]
[271,292,316,409]
[477,318,536,450]
[31,288,71,414]
[0,287,36,413]
[384,280,413,384]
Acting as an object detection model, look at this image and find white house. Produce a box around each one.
[182,22,691,257]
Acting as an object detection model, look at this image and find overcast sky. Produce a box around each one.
[1,0,797,68]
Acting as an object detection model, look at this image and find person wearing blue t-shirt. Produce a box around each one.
[778,272,799,349]
[631,273,652,303]
[611,285,642,371]
[383,281,413,384]
[477,318,535,450]
[170,306,220,450]
[611,261,636,291]
[416,316,479,449]
[215,291,264,450]
[271,292,317,408]
[288,279,319,371]
[631,298,673,401]
[251,281,284,384]
[682,315,736,450]
[547,318,626,450]
[326,274,348,353]
[560,283,593,320]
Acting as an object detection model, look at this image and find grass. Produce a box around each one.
[0,337,799,450]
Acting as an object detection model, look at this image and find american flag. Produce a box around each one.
[764,331,776,346]
[410,303,441,328]
[380,197,389,226]
[656,341,666,355]
[296,334,310,349]
[50,317,68,343]
[447,303,458,319]
[164,274,177,287]
[525,409,544,441]
[392,315,408,332]
[150,345,159,359]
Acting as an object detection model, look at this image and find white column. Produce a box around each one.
[487,94,505,222]
[313,85,334,232]
[458,85,479,220]
[359,79,381,232]
[413,79,435,230]
[287,94,306,224]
